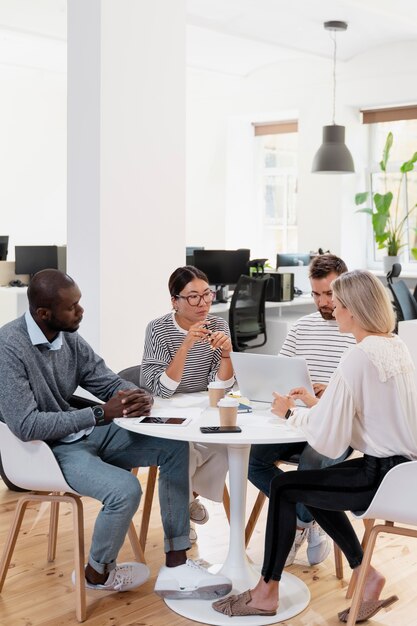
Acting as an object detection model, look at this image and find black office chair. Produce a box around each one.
[229,274,270,352]
[386,263,417,325]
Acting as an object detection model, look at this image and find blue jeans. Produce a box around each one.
[51,422,190,574]
[248,442,350,524]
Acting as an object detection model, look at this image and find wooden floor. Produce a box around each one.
[0,472,416,626]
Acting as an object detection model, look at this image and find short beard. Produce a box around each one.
[319,308,334,321]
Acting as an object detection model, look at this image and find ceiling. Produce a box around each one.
[0,0,416,76]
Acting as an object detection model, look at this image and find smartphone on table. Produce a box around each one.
[200,426,242,433]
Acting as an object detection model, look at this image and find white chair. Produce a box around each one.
[0,422,145,622]
[344,460,417,626]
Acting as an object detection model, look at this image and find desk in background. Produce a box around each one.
[0,286,28,327]
[211,295,315,355]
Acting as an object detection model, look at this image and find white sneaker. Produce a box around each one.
[72,562,150,591]
[307,522,331,565]
[189,526,198,544]
[284,528,308,567]
[154,558,232,599]
[189,498,209,524]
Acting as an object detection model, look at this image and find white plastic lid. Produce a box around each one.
[217,397,239,408]
[208,381,226,389]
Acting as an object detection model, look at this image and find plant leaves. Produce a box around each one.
[355,192,369,205]
[379,132,393,172]
[355,208,373,215]
[374,191,392,214]
[411,247,417,260]
[400,152,417,173]
[372,213,389,237]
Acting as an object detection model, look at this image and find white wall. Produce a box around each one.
[0,40,66,258]
[186,41,417,271]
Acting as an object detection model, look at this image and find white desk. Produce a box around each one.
[116,393,310,626]
[0,286,28,327]
[211,296,315,355]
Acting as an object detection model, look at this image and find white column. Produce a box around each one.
[68,0,186,372]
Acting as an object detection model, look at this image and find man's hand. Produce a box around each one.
[313,383,327,399]
[102,389,154,421]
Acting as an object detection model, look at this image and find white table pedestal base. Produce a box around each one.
[165,444,310,624]
[165,571,309,625]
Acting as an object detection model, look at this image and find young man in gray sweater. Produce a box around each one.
[0,269,231,599]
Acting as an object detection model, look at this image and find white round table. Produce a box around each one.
[116,393,310,625]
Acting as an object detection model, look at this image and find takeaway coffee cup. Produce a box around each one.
[218,397,239,427]
[208,381,226,407]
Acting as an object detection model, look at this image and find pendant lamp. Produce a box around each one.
[312,21,354,174]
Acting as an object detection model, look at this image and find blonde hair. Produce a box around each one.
[332,270,395,334]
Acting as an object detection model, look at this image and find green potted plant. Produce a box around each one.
[355,131,417,272]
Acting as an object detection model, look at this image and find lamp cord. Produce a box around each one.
[330,29,337,125]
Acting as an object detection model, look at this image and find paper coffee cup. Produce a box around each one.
[217,397,239,427]
[208,381,226,407]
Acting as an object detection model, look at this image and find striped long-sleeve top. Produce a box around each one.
[279,311,356,384]
[141,312,234,398]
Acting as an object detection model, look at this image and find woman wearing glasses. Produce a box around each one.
[141,266,234,537]
[141,265,234,396]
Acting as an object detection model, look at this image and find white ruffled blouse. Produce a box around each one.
[287,335,417,460]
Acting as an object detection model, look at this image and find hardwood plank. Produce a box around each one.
[0,476,415,625]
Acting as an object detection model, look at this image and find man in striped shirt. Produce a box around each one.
[248,254,356,567]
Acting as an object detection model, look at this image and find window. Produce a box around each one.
[253,121,298,265]
[363,108,417,269]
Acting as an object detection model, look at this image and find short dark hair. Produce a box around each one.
[309,254,348,279]
[27,269,75,313]
[168,265,209,296]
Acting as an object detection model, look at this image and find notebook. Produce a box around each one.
[230,352,314,403]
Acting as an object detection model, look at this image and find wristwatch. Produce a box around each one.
[92,405,106,426]
[284,408,294,420]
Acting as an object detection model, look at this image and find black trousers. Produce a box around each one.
[261,454,409,582]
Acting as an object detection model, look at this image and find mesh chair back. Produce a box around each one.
[389,280,417,322]
[229,274,270,352]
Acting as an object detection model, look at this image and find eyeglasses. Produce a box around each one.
[175,291,215,307]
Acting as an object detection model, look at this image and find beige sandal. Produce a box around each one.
[338,594,399,623]
[212,589,277,617]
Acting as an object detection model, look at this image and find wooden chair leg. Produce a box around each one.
[346,518,375,599]
[222,484,230,523]
[127,521,146,563]
[68,495,87,623]
[139,466,157,553]
[0,496,31,590]
[334,542,344,580]
[345,524,381,626]
[245,491,267,548]
[48,500,60,562]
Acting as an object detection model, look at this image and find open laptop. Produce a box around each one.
[230,352,314,404]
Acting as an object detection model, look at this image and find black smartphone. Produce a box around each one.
[200,426,242,433]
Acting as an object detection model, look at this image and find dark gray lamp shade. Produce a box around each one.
[312,124,354,174]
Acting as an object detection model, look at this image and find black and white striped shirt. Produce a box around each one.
[279,311,356,384]
[141,312,234,398]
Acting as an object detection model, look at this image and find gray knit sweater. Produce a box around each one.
[0,315,136,442]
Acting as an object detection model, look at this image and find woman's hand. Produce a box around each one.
[183,320,213,348]
[271,392,296,418]
[209,330,232,354]
[288,386,318,408]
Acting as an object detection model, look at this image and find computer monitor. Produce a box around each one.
[193,249,250,287]
[276,252,311,268]
[15,245,67,277]
[0,236,9,261]
[186,246,204,266]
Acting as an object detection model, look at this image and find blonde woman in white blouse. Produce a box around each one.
[213,270,417,621]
